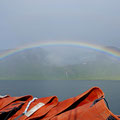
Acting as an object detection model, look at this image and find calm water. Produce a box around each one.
[0,80,120,115]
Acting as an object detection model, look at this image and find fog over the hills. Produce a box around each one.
[0,0,120,80]
[0,46,120,80]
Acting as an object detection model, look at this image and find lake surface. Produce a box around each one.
[0,80,120,115]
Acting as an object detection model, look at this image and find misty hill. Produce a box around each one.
[104,46,120,52]
[0,47,120,80]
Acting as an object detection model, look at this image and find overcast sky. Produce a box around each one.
[0,0,120,49]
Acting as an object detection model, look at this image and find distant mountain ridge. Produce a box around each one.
[104,46,120,52]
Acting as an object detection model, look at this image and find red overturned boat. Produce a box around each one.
[0,87,119,120]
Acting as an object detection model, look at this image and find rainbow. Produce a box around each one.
[0,41,120,60]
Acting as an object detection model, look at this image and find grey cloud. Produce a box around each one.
[0,0,120,49]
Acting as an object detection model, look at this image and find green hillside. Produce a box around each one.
[0,48,120,80]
